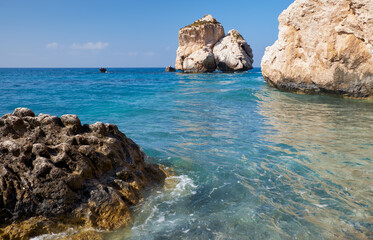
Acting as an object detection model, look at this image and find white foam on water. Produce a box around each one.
[30,228,77,240]
[166,175,197,198]
[314,204,328,208]
[130,175,197,235]
[30,227,106,240]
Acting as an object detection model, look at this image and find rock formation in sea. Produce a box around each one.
[182,47,216,73]
[165,66,176,72]
[175,15,253,73]
[261,0,373,98]
[213,30,254,72]
[0,108,166,239]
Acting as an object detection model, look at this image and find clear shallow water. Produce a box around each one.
[1,68,372,239]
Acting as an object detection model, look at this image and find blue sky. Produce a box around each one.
[0,0,293,68]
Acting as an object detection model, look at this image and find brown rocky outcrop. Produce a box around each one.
[0,108,166,239]
[175,15,253,73]
[261,0,373,98]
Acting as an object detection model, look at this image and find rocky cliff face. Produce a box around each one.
[261,0,373,98]
[176,15,253,73]
[0,108,166,239]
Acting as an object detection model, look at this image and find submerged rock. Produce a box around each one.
[165,66,176,72]
[261,0,373,98]
[213,29,254,72]
[175,15,225,72]
[0,108,166,239]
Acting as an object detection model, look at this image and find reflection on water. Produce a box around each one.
[108,72,372,240]
[257,90,373,239]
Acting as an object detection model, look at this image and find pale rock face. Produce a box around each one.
[183,47,216,73]
[261,0,373,98]
[175,15,225,71]
[213,29,254,72]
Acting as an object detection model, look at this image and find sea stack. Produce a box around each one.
[165,66,176,72]
[0,108,166,239]
[176,15,253,73]
[213,29,254,72]
[261,0,373,98]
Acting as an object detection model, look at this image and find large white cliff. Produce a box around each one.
[261,0,373,98]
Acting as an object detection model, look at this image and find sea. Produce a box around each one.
[0,68,372,239]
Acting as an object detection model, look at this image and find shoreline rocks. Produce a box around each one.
[176,15,253,73]
[0,108,166,239]
[261,0,373,98]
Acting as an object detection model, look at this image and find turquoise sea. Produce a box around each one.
[0,68,372,239]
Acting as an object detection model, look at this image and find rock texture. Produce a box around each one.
[175,15,253,73]
[0,108,166,239]
[165,66,176,72]
[176,15,224,72]
[262,0,373,98]
[183,47,216,73]
[213,30,254,72]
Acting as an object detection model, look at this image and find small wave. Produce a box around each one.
[129,175,197,236]
[166,175,197,197]
[30,228,77,240]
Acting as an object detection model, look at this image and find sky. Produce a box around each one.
[0,0,294,68]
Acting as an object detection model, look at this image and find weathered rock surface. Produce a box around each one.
[0,108,166,239]
[213,29,254,72]
[183,47,216,73]
[165,66,176,72]
[175,15,225,72]
[261,0,373,98]
[176,15,254,73]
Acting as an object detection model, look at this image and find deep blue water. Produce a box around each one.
[0,68,372,239]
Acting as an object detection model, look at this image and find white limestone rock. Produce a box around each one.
[175,15,225,72]
[261,0,373,98]
[213,29,253,72]
[182,47,216,73]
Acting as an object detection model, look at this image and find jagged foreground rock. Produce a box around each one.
[176,15,254,73]
[262,0,373,98]
[0,108,166,239]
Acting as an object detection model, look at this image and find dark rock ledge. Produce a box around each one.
[0,108,166,240]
